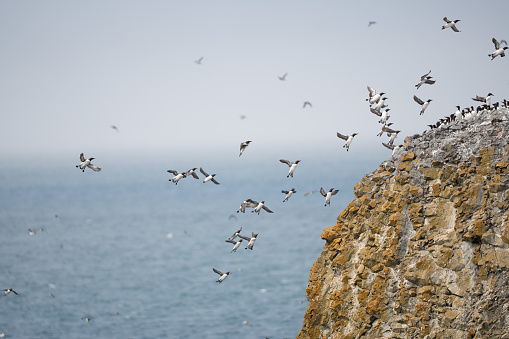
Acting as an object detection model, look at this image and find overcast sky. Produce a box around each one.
[1,1,508,163]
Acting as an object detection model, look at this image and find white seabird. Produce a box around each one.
[239,141,252,157]
[279,159,300,178]
[320,188,339,207]
[228,226,242,241]
[455,106,463,121]
[373,97,388,112]
[366,86,385,105]
[472,93,494,107]
[213,268,230,283]
[413,95,432,115]
[167,170,186,185]
[200,167,220,184]
[415,70,436,89]
[370,108,391,124]
[282,188,296,202]
[184,168,199,179]
[225,239,243,253]
[249,200,273,214]
[441,17,461,32]
[236,199,257,213]
[337,132,358,151]
[377,123,399,137]
[382,143,404,156]
[489,38,508,60]
[238,232,258,250]
[75,153,101,172]
[387,130,400,145]
[2,288,18,296]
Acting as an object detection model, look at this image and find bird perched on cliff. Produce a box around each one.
[225,239,243,253]
[489,38,508,60]
[239,141,252,157]
[280,159,301,178]
[366,86,385,105]
[167,170,187,185]
[184,168,199,179]
[213,268,230,283]
[441,17,461,32]
[415,70,436,89]
[228,226,242,241]
[76,153,101,173]
[282,188,296,202]
[382,143,404,156]
[413,95,432,115]
[238,232,258,250]
[370,108,390,124]
[303,101,312,108]
[320,188,339,206]
[455,106,463,121]
[337,132,358,151]
[200,167,220,184]
[278,73,287,81]
[249,200,274,214]
[472,93,494,108]
[2,288,18,296]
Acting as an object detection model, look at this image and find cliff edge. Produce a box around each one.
[298,108,509,339]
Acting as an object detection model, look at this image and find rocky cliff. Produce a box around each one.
[298,108,509,339]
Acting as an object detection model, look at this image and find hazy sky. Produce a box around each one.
[1,1,508,162]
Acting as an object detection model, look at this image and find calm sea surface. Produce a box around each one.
[0,154,382,338]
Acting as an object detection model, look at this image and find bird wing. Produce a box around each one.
[262,205,274,213]
[493,37,500,49]
[320,187,327,197]
[425,79,436,85]
[225,240,236,244]
[167,170,178,175]
[452,25,460,32]
[79,153,85,162]
[247,199,259,205]
[413,95,424,105]
[370,108,382,117]
[382,142,395,150]
[237,234,251,241]
[279,159,291,166]
[199,167,209,177]
[420,70,432,80]
[213,268,223,276]
[88,164,101,172]
[367,86,376,97]
[336,132,348,141]
[443,17,450,23]
[331,190,339,196]
[190,172,199,179]
[281,190,289,194]
[472,95,485,102]
[210,177,220,185]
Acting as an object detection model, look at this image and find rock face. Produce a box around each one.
[298,108,509,339]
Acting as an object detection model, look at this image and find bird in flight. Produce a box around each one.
[441,17,461,32]
[278,73,288,81]
[195,57,203,65]
[76,153,101,172]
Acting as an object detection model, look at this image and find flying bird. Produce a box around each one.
[370,108,390,124]
[303,101,312,108]
[2,288,18,296]
[387,130,400,145]
[76,153,101,172]
[279,159,301,178]
[366,86,385,105]
[184,168,199,179]
[337,132,358,151]
[228,227,242,241]
[368,21,377,27]
[200,167,220,184]
[213,268,230,283]
[167,170,186,185]
[278,73,288,81]
[238,232,259,250]
[413,95,432,115]
[382,143,404,156]
[225,239,243,253]
[304,190,317,196]
[489,38,508,60]
[239,141,252,157]
[441,17,461,32]
[281,188,296,202]
[415,70,436,89]
[237,199,257,213]
[377,123,399,137]
[110,125,119,132]
[195,57,203,65]
[373,97,388,112]
[320,188,339,207]
[249,200,273,214]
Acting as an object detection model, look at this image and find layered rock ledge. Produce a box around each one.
[299,108,509,339]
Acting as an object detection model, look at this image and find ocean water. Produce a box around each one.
[0,154,382,339]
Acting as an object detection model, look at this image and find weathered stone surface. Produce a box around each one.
[298,108,509,339]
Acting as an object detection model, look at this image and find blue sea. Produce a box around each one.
[0,153,383,338]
